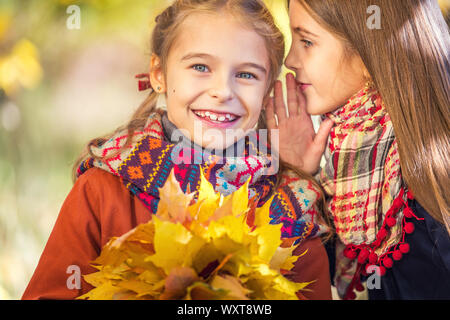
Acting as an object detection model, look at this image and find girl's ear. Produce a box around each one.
[149,54,166,93]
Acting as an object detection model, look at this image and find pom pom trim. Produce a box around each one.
[342,189,424,300]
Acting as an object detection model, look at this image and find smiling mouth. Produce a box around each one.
[191,109,241,124]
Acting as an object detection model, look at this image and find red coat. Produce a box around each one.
[22,168,332,300]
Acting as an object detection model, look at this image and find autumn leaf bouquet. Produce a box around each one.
[77,170,310,300]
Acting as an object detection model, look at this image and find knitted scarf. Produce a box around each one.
[319,84,423,299]
[77,109,328,244]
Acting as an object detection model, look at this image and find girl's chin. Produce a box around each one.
[194,132,243,150]
[305,98,339,115]
[198,142,230,150]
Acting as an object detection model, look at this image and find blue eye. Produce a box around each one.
[192,64,209,72]
[237,72,256,80]
[301,39,313,48]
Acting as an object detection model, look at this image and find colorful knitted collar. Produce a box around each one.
[77,109,328,243]
[319,84,423,299]
[78,110,276,209]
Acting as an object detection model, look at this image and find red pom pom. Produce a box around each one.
[358,249,370,263]
[392,197,403,209]
[399,243,410,253]
[372,239,381,248]
[346,291,356,300]
[383,257,393,268]
[378,266,386,276]
[392,250,403,261]
[407,190,414,200]
[355,283,365,292]
[368,252,378,264]
[404,208,413,218]
[344,247,357,259]
[404,222,415,234]
[386,217,397,227]
[377,228,388,240]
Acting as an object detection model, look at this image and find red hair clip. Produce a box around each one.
[135,73,153,91]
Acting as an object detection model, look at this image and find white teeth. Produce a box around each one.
[194,110,239,122]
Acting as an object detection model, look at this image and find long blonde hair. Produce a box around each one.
[292,0,450,231]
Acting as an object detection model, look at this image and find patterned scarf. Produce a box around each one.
[319,84,423,299]
[77,109,328,244]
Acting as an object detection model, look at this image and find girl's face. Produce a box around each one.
[285,0,367,115]
[151,12,270,150]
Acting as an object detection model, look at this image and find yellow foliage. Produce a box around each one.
[438,0,449,14]
[0,39,42,96]
[77,169,310,300]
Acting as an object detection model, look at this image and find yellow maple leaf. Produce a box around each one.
[194,170,221,224]
[157,170,195,225]
[251,224,282,263]
[230,176,251,217]
[198,169,220,203]
[253,194,275,228]
[269,275,313,299]
[210,274,251,300]
[117,279,159,298]
[145,216,204,274]
[269,247,308,272]
[77,281,123,300]
[206,194,233,223]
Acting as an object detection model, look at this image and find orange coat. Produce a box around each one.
[22,168,332,300]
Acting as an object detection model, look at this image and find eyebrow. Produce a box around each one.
[240,62,267,75]
[181,52,212,61]
[292,26,319,38]
[181,52,267,75]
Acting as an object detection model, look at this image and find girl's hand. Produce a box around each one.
[265,73,334,175]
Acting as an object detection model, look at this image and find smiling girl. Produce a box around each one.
[22,0,334,300]
[268,0,450,299]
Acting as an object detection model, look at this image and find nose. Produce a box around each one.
[208,74,234,102]
[284,44,300,74]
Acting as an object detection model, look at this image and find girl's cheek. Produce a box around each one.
[246,100,264,130]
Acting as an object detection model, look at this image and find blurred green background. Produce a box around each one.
[0,0,448,300]
[0,0,293,299]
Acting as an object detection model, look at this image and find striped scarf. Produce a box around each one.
[319,84,422,299]
[77,109,328,244]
